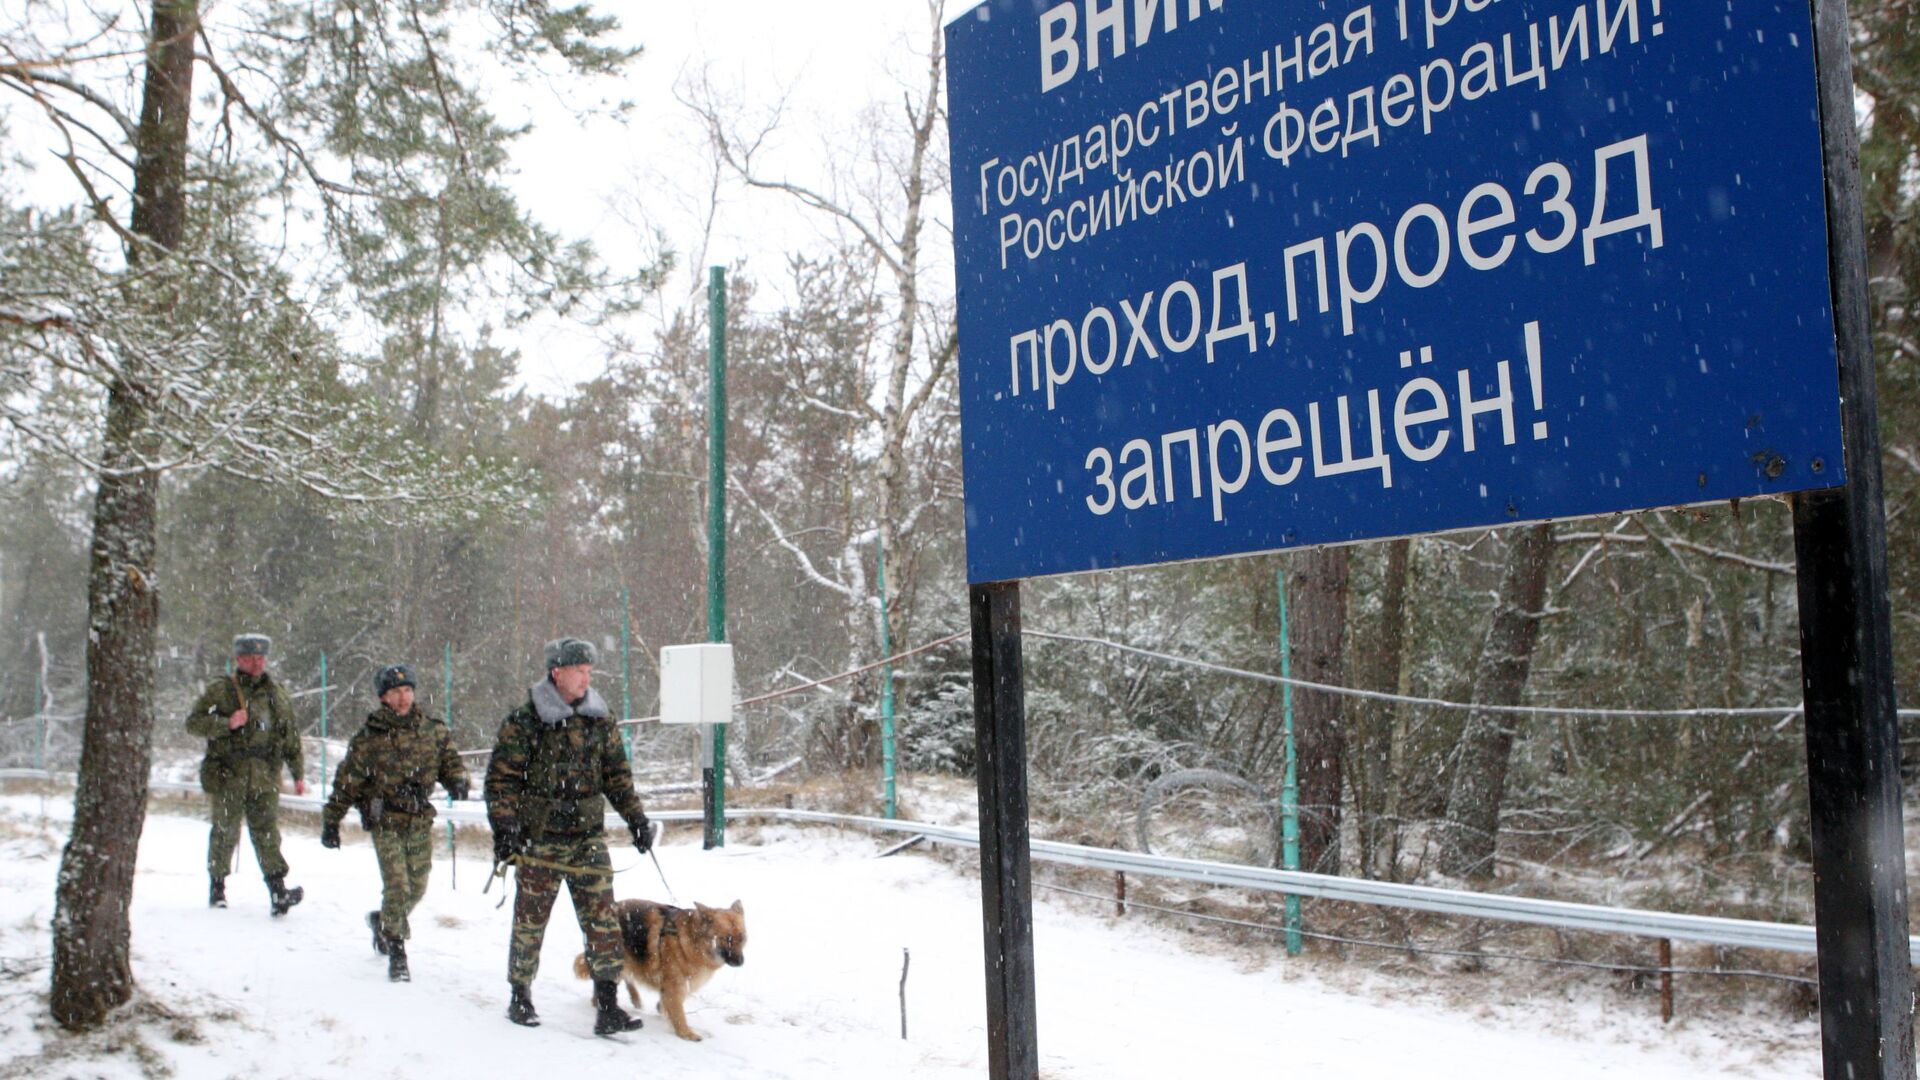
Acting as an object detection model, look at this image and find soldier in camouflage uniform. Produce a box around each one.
[485,637,653,1036]
[319,663,470,982]
[185,633,306,915]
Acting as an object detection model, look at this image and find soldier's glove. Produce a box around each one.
[492,823,520,865]
[445,777,470,802]
[629,813,654,854]
[320,820,341,850]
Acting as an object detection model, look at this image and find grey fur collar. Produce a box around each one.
[530,679,609,727]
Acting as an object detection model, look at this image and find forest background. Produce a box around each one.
[6,0,1920,981]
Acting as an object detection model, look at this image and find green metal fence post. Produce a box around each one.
[1278,567,1302,956]
[880,541,897,819]
[705,265,729,850]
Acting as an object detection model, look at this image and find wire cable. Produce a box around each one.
[1026,629,1920,721]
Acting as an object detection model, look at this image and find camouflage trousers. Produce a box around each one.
[507,832,622,986]
[207,783,288,881]
[372,823,435,941]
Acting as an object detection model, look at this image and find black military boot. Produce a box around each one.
[265,875,304,917]
[387,938,410,982]
[507,983,540,1027]
[367,911,388,955]
[592,979,643,1036]
[209,877,227,909]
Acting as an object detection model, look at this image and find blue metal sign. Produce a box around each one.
[946,0,1844,583]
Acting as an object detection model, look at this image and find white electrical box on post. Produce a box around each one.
[660,643,734,726]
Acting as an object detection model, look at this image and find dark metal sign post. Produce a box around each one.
[1793,3,1915,1075]
[968,581,1038,1080]
[951,1,1911,1075]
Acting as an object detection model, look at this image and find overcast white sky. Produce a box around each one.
[1,0,960,397]
[496,0,958,394]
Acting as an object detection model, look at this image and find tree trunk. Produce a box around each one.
[1289,546,1349,875]
[871,0,943,699]
[49,0,194,1031]
[1436,524,1555,881]
[1357,539,1411,880]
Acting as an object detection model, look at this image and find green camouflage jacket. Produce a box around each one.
[323,706,468,830]
[186,671,303,793]
[484,680,643,843]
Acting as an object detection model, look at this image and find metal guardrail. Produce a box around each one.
[5,768,1909,961]
[686,808,1868,958]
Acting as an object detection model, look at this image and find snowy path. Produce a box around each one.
[0,793,1813,1078]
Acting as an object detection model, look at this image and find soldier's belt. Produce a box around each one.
[507,853,616,877]
[383,792,431,815]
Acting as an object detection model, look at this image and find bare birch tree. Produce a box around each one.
[682,0,958,767]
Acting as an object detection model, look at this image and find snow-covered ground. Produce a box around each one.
[0,791,1817,1078]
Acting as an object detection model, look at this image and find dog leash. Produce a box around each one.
[648,848,679,906]
[483,821,667,908]
[507,852,625,877]
[485,860,512,909]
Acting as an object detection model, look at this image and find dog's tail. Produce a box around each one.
[571,953,592,981]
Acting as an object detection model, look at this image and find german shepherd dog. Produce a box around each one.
[573,899,747,1041]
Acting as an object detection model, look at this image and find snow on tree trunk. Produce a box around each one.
[51,390,160,1030]
[49,0,192,1031]
[863,14,942,775]
[1436,523,1555,882]
[1290,546,1349,875]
